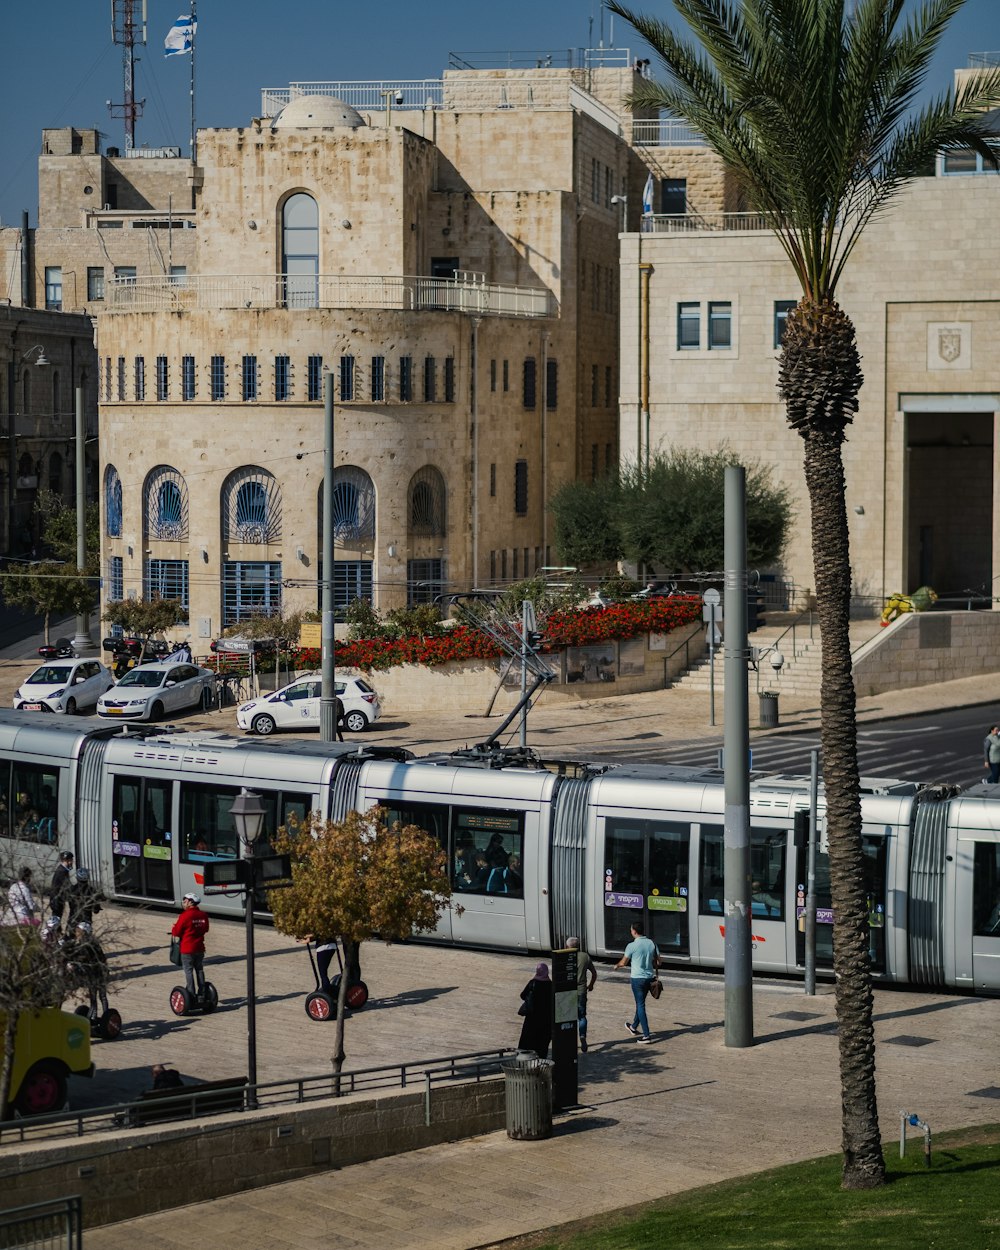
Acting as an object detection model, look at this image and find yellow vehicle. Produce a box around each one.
[3,1006,94,1117]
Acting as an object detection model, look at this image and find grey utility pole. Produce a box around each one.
[72,387,93,654]
[320,373,337,741]
[804,747,821,995]
[723,465,753,1047]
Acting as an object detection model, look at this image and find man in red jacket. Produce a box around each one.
[171,892,210,998]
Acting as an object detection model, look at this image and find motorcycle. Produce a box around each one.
[38,638,76,660]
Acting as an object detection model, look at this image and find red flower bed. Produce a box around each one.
[291,596,700,673]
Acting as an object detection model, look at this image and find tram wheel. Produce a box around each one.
[98,1008,123,1040]
[169,986,191,1016]
[305,991,335,1021]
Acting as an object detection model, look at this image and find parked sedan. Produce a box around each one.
[97,662,216,721]
[13,659,114,714]
[236,672,382,736]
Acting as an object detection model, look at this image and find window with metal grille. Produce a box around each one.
[513,548,519,578]
[321,560,373,618]
[224,468,282,544]
[211,355,226,401]
[399,356,413,401]
[223,561,282,625]
[502,360,509,392]
[408,467,446,536]
[708,301,732,350]
[87,267,105,301]
[182,356,196,400]
[145,559,190,609]
[242,355,258,401]
[605,365,612,407]
[371,356,385,401]
[327,468,376,541]
[591,364,599,406]
[774,300,797,349]
[134,357,145,400]
[408,558,444,607]
[444,357,455,403]
[545,359,557,409]
[145,466,189,541]
[105,465,123,537]
[340,355,355,401]
[117,357,126,401]
[104,358,111,401]
[423,356,436,402]
[514,460,528,515]
[490,463,496,497]
[490,550,496,581]
[156,356,169,400]
[678,303,700,349]
[275,355,290,400]
[523,358,536,410]
[307,355,323,401]
[108,555,123,601]
[490,359,497,392]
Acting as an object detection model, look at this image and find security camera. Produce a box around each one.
[394,91,404,106]
[769,650,785,672]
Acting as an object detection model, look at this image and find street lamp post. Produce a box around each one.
[231,787,266,1108]
[6,344,50,555]
[72,385,94,654]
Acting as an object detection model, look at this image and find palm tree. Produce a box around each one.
[608,0,1000,1189]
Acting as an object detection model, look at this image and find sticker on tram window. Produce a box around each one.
[113,840,141,857]
[648,895,687,912]
[143,845,171,860]
[605,891,643,908]
[796,906,834,925]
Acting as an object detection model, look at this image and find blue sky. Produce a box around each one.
[2,0,998,225]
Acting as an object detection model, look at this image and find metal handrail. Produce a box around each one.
[765,604,815,663]
[661,622,703,688]
[0,1048,513,1147]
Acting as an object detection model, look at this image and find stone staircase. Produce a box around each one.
[671,616,882,701]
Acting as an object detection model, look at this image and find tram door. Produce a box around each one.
[111,775,174,900]
[603,818,690,956]
[696,825,790,972]
[793,836,888,974]
[964,839,1000,991]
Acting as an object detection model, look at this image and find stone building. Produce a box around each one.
[617,74,1000,611]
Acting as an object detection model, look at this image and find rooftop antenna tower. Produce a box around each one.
[109,0,148,151]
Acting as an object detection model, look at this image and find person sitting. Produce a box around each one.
[151,1064,184,1090]
[484,833,509,869]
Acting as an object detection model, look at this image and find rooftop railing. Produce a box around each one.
[631,117,707,147]
[968,52,1000,68]
[106,271,554,318]
[642,211,771,233]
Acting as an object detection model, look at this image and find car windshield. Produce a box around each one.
[116,669,166,689]
[27,666,73,685]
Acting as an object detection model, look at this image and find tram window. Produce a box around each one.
[604,821,644,948]
[378,801,448,860]
[750,828,785,919]
[279,793,312,831]
[793,836,887,971]
[452,808,524,897]
[698,825,725,915]
[180,782,242,859]
[9,763,59,844]
[973,843,1000,936]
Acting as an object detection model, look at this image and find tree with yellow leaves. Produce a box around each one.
[270,808,451,1075]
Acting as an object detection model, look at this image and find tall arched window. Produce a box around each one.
[222,467,282,543]
[143,466,189,541]
[330,468,375,541]
[407,466,447,537]
[282,192,319,309]
[105,465,123,537]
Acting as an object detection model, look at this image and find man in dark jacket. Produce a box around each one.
[49,850,74,929]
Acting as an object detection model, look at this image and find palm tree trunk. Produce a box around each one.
[803,428,885,1189]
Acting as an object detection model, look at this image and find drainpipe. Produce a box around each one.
[540,328,549,560]
[639,260,653,479]
[471,317,481,587]
[20,212,32,307]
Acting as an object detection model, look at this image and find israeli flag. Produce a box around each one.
[642,172,655,216]
[164,14,197,57]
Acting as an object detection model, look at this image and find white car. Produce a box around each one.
[236,673,382,736]
[13,659,114,715]
[97,662,217,721]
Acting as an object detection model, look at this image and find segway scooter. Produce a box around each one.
[74,1003,123,1040]
[304,940,369,1021]
[169,980,219,1016]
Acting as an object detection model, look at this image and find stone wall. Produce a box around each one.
[852,611,1000,696]
[2,1079,505,1229]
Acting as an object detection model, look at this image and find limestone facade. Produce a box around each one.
[618,174,1000,609]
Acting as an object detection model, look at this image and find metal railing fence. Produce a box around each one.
[0,1196,82,1250]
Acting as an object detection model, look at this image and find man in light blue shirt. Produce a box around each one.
[615,920,658,1043]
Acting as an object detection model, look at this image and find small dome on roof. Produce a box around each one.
[272,95,365,130]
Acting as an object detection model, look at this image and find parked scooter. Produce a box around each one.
[38,637,76,660]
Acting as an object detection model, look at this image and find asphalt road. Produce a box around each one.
[584,703,993,788]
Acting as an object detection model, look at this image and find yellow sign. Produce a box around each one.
[299,622,321,648]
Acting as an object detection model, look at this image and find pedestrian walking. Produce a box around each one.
[49,850,74,928]
[516,961,554,1059]
[68,867,103,930]
[65,921,111,1022]
[985,725,1000,784]
[170,892,210,1000]
[334,695,345,742]
[8,866,40,925]
[615,920,659,1043]
[566,936,597,1052]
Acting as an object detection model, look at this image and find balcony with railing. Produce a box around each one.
[631,117,707,148]
[641,211,771,234]
[105,271,555,318]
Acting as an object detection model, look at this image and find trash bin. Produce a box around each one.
[758,691,779,729]
[502,1052,554,1140]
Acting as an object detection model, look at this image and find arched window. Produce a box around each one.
[222,467,282,544]
[48,452,63,495]
[51,370,60,415]
[144,466,189,541]
[407,466,447,537]
[318,468,375,543]
[105,465,123,537]
[282,192,319,309]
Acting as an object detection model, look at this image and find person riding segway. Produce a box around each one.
[168,893,218,1016]
[304,936,369,1021]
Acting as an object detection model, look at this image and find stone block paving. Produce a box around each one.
[26,903,1000,1250]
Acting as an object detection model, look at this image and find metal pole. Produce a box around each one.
[519,600,528,749]
[72,386,93,653]
[804,747,820,995]
[320,372,336,741]
[723,464,753,1047]
[245,862,258,1108]
[6,360,15,554]
[708,604,716,727]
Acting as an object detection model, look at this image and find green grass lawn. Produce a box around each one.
[517,1125,1000,1250]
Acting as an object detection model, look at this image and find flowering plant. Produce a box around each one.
[291,596,699,673]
